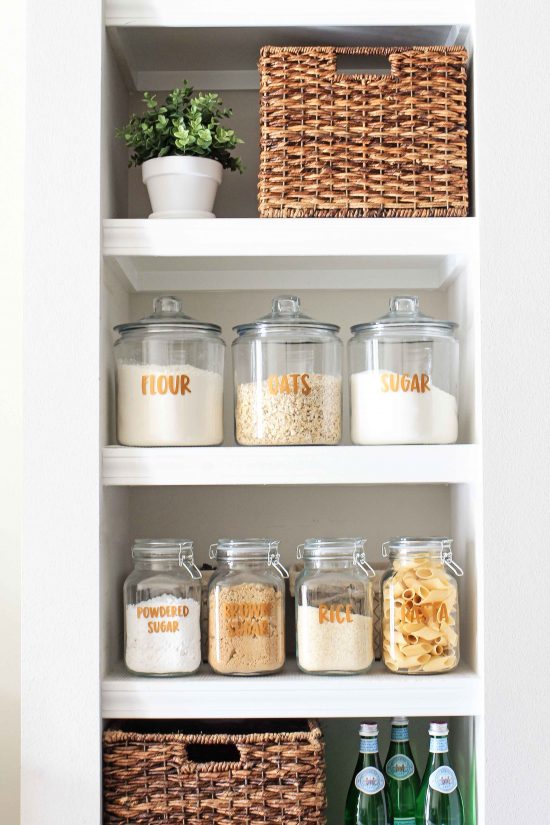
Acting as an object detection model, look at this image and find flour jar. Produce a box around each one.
[232,296,342,445]
[114,296,225,446]
[123,539,203,676]
[208,539,288,675]
[295,538,375,675]
[349,296,459,444]
[381,537,463,675]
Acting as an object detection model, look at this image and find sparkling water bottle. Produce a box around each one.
[345,722,392,825]
[416,721,464,825]
[384,717,420,825]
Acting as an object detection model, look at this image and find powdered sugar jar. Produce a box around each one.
[114,296,224,446]
[349,297,459,444]
[124,539,202,676]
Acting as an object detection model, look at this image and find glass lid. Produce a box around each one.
[209,538,289,577]
[382,536,463,576]
[298,537,374,576]
[350,296,458,337]
[233,295,340,335]
[115,296,222,335]
[132,538,194,561]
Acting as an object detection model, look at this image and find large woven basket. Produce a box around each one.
[258,46,469,218]
[103,719,327,824]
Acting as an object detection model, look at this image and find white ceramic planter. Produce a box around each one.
[142,156,224,219]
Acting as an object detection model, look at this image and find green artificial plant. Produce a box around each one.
[116,82,244,171]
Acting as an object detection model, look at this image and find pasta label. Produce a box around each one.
[355,767,385,795]
[386,754,415,781]
[429,766,458,795]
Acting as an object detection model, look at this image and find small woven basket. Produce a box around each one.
[103,719,327,825]
[258,46,469,218]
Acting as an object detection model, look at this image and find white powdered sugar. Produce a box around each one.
[125,593,201,675]
[351,369,458,445]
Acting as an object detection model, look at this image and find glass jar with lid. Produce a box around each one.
[381,537,463,675]
[113,295,225,446]
[295,538,375,675]
[208,538,288,675]
[123,539,202,676]
[232,295,342,445]
[349,296,459,445]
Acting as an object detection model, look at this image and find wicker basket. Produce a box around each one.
[258,46,469,218]
[103,719,327,825]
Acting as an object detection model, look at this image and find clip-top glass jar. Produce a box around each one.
[123,539,202,676]
[232,295,342,445]
[295,538,375,675]
[114,295,225,446]
[349,296,459,445]
[381,537,463,675]
[208,538,288,675]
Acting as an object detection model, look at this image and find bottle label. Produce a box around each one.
[386,754,415,780]
[429,766,458,794]
[394,819,416,825]
[429,736,449,753]
[359,738,378,754]
[355,767,386,795]
[391,726,409,742]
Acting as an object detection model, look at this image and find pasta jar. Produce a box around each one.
[208,538,288,675]
[123,539,202,676]
[349,296,459,445]
[232,295,342,445]
[295,538,375,675]
[114,295,225,446]
[381,537,463,675]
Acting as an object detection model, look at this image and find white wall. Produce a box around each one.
[0,2,24,822]
[477,0,550,819]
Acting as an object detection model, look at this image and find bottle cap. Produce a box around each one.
[359,722,378,737]
[392,716,409,725]
[429,721,449,736]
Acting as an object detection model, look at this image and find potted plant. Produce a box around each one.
[116,82,244,218]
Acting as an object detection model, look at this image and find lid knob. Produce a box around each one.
[272,295,301,317]
[390,296,419,315]
[153,296,182,316]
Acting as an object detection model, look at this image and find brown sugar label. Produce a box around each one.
[267,373,312,396]
[380,373,430,393]
[318,603,353,624]
[224,602,272,637]
[141,373,191,396]
[136,603,190,634]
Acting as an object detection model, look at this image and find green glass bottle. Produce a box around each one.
[345,722,392,825]
[384,716,420,825]
[416,722,464,825]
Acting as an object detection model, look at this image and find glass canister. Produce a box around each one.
[113,295,225,446]
[123,539,202,676]
[232,295,342,445]
[295,538,375,675]
[349,296,459,445]
[381,537,463,674]
[208,538,288,675]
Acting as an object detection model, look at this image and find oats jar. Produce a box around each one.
[381,537,463,675]
[295,538,375,675]
[232,296,342,445]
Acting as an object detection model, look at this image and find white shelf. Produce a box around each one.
[102,659,482,718]
[103,217,475,292]
[103,444,479,486]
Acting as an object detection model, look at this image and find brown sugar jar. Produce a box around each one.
[208,538,288,675]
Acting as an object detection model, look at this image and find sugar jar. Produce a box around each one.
[123,539,202,676]
[232,295,342,445]
[381,537,463,675]
[295,538,375,675]
[208,538,288,675]
[113,296,225,446]
[348,296,459,444]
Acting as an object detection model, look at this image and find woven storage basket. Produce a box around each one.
[103,719,327,825]
[258,46,469,218]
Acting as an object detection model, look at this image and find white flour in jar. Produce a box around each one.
[117,363,223,446]
[125,594,201,674]
[297,605,373,672]
[351,369,458,444]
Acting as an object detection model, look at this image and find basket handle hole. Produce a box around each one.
[186,743,241,764]
[335,53,392,76]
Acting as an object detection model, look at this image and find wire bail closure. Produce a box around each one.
[353,547,375,577]
[268,542,289,579]
[178,545,202,579]
[382,538,463,577]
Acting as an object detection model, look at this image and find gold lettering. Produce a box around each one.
[301,373,311,396]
